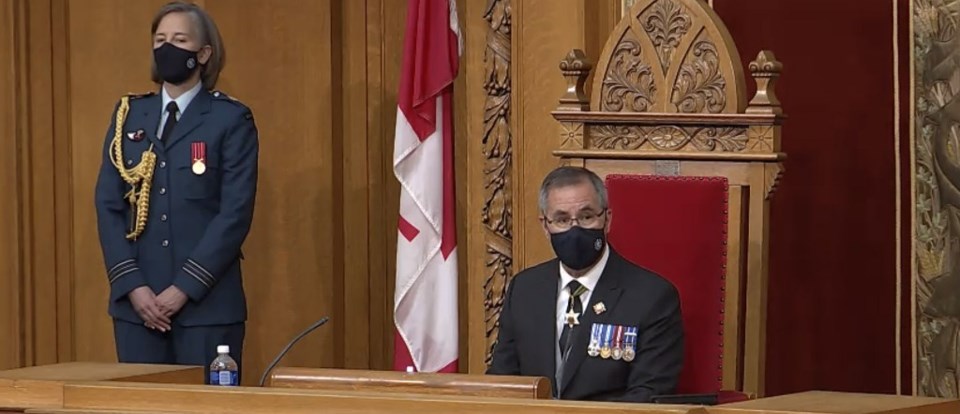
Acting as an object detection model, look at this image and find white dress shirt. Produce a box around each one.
[555,244,610,370]
[157,80,203,139]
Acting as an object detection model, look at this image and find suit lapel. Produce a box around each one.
[559,250,624,393]
[164,89,212,149]
[530,264,559,385]
[140,94,163,150]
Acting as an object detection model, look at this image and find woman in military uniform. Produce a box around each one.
[94,1,258,379]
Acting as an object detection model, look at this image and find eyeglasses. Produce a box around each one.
[544,209,606,231]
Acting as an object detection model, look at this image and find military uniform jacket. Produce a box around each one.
[486,249,684,402]
[95,89,258,326]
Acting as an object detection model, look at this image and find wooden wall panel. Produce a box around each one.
[511,0,618,271]
[67,0,170,364]
[378,0,407,370]
[203,0,342,380]
[23,0,59,367]
[342,0,371,371]
[0,0,410,383]
[0,0,25,371]
[512,0,583,270]
[50,0,74,364]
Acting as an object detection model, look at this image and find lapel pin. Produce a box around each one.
[593,302,606,315]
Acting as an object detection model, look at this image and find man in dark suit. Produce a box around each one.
[487,166,683,402]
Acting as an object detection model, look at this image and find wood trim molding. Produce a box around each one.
[479,0,513,370]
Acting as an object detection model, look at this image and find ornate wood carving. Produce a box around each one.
[590,125,747,152]
[640,0,692,73]
[560,122,585,149]
[672,35,726,113]
[747,50,783,115]
[764,163,784,200]
[600,30,656,112]
[913,0,960,397]
[555,0,784,396]
[559,50,592,111]
[747,125,776,153]
[593,0,746,114]
[481,0,513,367]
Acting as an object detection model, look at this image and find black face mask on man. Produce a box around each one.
[550,226,606,271]
[154,42,200,85]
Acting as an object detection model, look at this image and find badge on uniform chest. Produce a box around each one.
[587,323,638,362]
[191,141,207,175]
[126,129,145,142]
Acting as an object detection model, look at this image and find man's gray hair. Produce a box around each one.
[538,166,608,213]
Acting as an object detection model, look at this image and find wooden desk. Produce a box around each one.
[0,364,957,414]
[267,366,552,399]
[709,391,960,414]
[53,381,704,414]
[0,363,202,412]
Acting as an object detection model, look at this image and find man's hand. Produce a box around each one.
[156,286,189,318]
[128,286,171,332]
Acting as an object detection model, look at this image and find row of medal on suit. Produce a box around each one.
[587,323,638,362]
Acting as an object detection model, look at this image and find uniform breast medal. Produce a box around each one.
[587,324,601,357]
[191,142,207,175]
[599,324,613,359]
[611,325,624,360]
[623,327,638,362]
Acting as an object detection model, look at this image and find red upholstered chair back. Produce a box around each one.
[605,174,729,394]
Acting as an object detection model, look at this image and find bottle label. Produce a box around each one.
[210,370,238,386]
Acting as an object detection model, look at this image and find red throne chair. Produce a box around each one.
[550,0,786,400]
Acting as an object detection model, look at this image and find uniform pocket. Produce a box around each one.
[179,163,221,200]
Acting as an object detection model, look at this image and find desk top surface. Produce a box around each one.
[0,362,195,382]
[716,391,959,413]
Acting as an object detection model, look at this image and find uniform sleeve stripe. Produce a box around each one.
[184,260,215,284]
[108,259,136,275]
[108,266,138,284]
[186,259,215,281]
[183,266,212,288]
[107,262,137,279]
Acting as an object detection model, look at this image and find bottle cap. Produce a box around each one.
[217,345,230,354]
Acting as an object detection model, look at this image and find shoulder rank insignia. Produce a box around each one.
[212,91,253,120]
[211,90,239,101]
[125,91,156,100]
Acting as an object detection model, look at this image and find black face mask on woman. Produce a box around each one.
[154,42,200,85]
[550,226,606,271]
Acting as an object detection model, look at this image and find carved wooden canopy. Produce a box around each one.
[550,0,785,396]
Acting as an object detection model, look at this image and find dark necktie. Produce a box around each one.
[559,280,587,359]
[161,101,179,141]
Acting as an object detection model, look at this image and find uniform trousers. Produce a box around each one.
[113,319,245,384]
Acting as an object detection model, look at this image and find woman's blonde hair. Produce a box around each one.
[150,1,225,89]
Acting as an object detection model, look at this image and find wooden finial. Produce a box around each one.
[746,50,783,115]
[558,49,592,111]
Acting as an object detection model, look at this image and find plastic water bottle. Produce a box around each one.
[209,345,239,386]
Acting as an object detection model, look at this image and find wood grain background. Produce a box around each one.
[0,0,418,385]
[0,0,909,395]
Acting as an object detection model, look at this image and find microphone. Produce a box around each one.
[258,316,330,387]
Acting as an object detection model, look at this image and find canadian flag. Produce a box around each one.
[392,0,462,373]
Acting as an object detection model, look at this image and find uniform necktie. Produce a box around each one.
[161,101,179,141]
[559,280,587,359]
